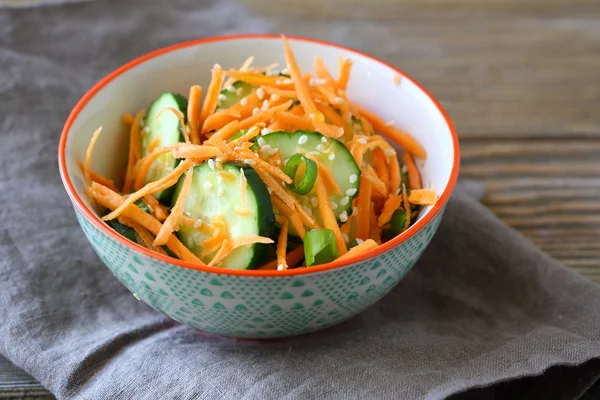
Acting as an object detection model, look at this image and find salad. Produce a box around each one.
[82,36,437,271]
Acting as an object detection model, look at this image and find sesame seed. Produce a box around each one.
[281,67,289,74]
[203,181,213,190]
[218,186,224,198]
[339,210,348,222]
[333,97,344,104]
[193,219,203,229]
[314,98,322,104]
[217,175,223,184]
[311,197,318,208]
[243,159,256,165]
[316,144,325,152]
[217,93,227,101]
[142,127,150,134]
[401,165,408,173]
[342,232,349,243]
[277,264,284,271]
[268,69,280,76]
[396,188,401,195]
[384,120,396,127]
[357,137,368,144]
[146,204,154,213]
[309,113,316,120]
[261,100,270,110]
[270,94,280,101]
[283,78,293,85]
[268,148,279,156]
[328,153,335,161]
[321,136,327,143]
[261,128,273,136]
[260,144,272,155]
[276,80,283,85]
[308,78,316,86]
[236,87,243,96]
[303,206,313,216]
[208,159,215,170]
[267,188,273,194]
[330,201,338,210]
[213,63,222,69]
[257,137,266,147]
[315,78,327,85]
[133,292,141,301]
[384,149,396,157]
[309,151,320,156]
[355,238,364,245]
[276,160,281,165]
[257,87,265,100]
[252,107,260,116]
[349,174,358,183]
[240,97,248,106]
[346,188,357,196]
[302,197,310,206]
[185,211,191,217]
[227,85,236,92]
[298,135,308,145]
[352,206,358,216]
[340,196,349,206]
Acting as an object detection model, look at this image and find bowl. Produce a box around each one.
[58,35,459,338]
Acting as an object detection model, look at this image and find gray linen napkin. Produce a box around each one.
[2,0,600,399]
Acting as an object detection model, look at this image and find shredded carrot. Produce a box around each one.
[372,148,391,192]
[200,231,231,257]
[355,176,372,240]
[208,239,230,267]
[188,85,202,144]
[84,127,102,187]
[235,148,292,184]
[393,74,402,85]
[402,184,411,231]
[170,144,223,160]
[133,146,175,190]
[228,125,262,148]
[230,235,274,247]
[337,239,378,261]
[369,207,381,244]
[276,219,289,270]
[315,102,344,126]
[119,216,166,254]
[378,195,403,227]
[157,107,189,143]
[314,56,337,88]
[274,112,314,131]
[234,208,251,216]
[259,245,304,270]
[222,55,255,88]
[352,103,426,158]
[403,151,422,190]
[77,160,117,192]
[147,137,161,154]
[143,195,169,222]
[89,182,203,263]
[225,70,286,87]
[103,159,194,221]
[271,196,306,238]
[216,170,237,183]
[364,165,388,198]
[122,113,134,125]
[292,200,319,229]
[123,110,145,193]
[303,154,341,196]
[180,216,214,235]
[199,64,225,130]
[337,57,353,90]
[408,189,437,205]
[153,166,193,246]
[254,167,295,208]
[315,176,347,255]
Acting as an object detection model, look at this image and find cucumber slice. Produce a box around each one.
[172,162,275,270]
[218,81,254,110]
[260,131,361,229]
[141,92,188,204]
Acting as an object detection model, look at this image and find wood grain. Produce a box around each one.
[2,0,599,398]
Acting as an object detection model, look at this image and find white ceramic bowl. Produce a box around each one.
[58,35,459,338]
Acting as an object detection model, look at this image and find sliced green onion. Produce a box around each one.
[284,153,318,195]
[304,228,339,266]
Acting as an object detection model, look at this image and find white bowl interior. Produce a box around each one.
[64,37,455,222]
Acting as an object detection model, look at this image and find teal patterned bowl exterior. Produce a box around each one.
[75,206,445,338]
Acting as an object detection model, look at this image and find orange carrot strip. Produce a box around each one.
[337,57,353,90]
[314,56,337,88]
[281,36,324,123]
[271,196,306,238]
[369,206,381,244]
[104,159,194,221]
[77,160,117,192]
[84,127,102,187]
[377,195,403,227]
[147,137,161,153]
[274,112,314,131]
[365,165,388,198]
[337,239,378,261]
[259,245,304,270]
[153,166,194,246]
[351,104,426,158]
[292,200,319,230]
[403,152,422,190]
[402,184,411,231]
[225,70,285,87]
[355,176,372,240]
[254,168,296,208]
[315,176,348,255]
[372,148,391,192]
[143,195,169,221]
[170,144,223,160]
[231,235,274,247]
[276,219,289,270]
[228,125,262,149]
[235,148,292,184]
[179,216,214,236]
[408,189,437,205]
[208,239,231,267]
[89,183,202,263]
[200,231,230,258]
[118,216,166,254]
[315,102,344,127]
[133,146,175,190]
[188,85,202,144]
[123,110,145,193]
[222,55,255,88]
[122,113,134,125]
[199,65,225,130]
[389,154,401,195]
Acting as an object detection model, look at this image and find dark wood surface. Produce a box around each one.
[1,0,599,397]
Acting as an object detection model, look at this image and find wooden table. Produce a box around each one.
[1,0,599,398]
